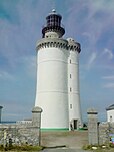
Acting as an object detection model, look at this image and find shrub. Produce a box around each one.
[83,144,93,150]
[109,143,114,148]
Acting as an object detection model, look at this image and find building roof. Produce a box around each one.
[106,104,114,111]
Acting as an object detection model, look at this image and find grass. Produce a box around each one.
[0,144,43,151]
[83,143,114,152]
[95,150,114,152]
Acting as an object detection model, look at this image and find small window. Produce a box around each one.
[70,59,71,63]
[70,104,72,109]
[70,74,72,78]
[110,115,112,122]
[70,87,72,92]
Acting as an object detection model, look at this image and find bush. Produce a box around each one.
[0,145,4,151]
[83,144,93,150]
[109,143,114,148]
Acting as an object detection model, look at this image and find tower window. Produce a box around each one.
[70,59,71,63]
[70,104,72,109]
[70,74,72,78]
[70,87,72,92]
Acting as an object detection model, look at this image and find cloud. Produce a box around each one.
[86,52,97,69]
[102,48,113,60]
[0,70,14,80]
[102,75,114,89]
[2,101,32,121]
[65,0,114,62]
[102,75,114,80]
[0,0,51,68]
[0,0,114,122]
[82,32,91,38]
[103,83,114,89]
[17,55,36,78]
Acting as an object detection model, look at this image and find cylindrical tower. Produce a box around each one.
[67,38,82,129]
[0,106,3,123]
[34,10,82,130]
[35,10,69,130]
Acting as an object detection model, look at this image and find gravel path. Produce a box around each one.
[41,148,91,152]
[41,130,88,149]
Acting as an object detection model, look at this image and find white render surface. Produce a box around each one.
[68,40,82,128]
[35,37,82,129]
[107,109,114,122]
[35,45,69,129]
[34,11,82,129]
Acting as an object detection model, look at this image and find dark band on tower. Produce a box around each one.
[42,9,65,38]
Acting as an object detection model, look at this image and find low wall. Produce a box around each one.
[0,123,40,146]
[99,122,114,145]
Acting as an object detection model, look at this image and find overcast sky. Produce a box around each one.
[0,0,114,122]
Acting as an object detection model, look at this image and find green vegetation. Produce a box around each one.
[83,143,114,151]
[0,144,43,151]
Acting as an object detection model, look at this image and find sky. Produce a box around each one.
[0,0,114,122]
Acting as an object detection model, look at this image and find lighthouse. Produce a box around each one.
[35,9,82,130]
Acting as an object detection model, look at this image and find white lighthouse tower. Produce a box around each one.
[67,38,82,129]
[35,10,82,130]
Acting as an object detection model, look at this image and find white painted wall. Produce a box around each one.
[35,35,82,130]
[35,46,69,129]
[68,43,82,128]
[107,110,114,122]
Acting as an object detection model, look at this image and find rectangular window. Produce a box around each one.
[70,59,71,63]
[70,87,72,92]
[70,104,72,109]
[70,74,72,78]
[110,115,112,122]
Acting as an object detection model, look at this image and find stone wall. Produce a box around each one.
[99,122,114,145]
[0,106,42,146]
[0,123,40,146]
[87,108,99,145]
[87,108,114,145]
[87,121,114,145]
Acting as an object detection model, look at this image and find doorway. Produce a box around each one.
[73,120,78,130]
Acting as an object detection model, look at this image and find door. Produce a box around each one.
[73,120,77,130]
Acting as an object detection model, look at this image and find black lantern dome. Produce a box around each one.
[42,9,65,38]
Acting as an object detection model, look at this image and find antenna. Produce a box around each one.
[51,0,56,11]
